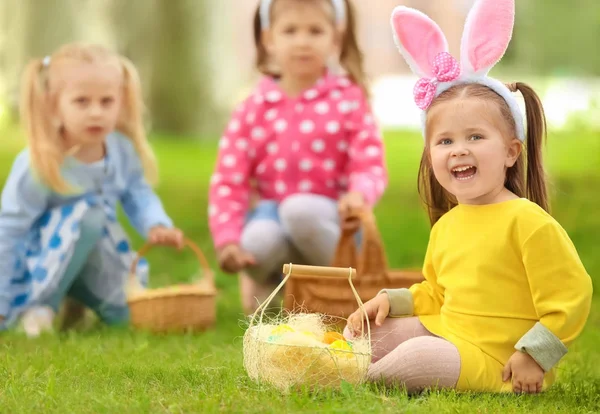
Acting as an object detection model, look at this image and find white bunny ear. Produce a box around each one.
[460,0,515,77]
[391,6,450,78]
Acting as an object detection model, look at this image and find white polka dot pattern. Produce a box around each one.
[414,51,461,110]
[274,119,287,133]
[228,119,240,132]
[208,73,388,249]
[265,109,278,121]
[222,155,236,168]
[315,102,329,115]
[312,139,325,153]
[300,120,315,134]
[267,142,278,154]
[299,159,313,171]
[326,121,340,134]
[251,127,265,140]
[274,159,287,172]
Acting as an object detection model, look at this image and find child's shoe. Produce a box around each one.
[20,306,56,338]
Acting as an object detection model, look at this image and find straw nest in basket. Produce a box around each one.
[126,238,217,334]
[243,313,371,392]
[243,264,372,393]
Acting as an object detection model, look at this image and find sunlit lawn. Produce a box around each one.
[0,127,598,413]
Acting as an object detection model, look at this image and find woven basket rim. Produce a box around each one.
[251,337,371,357]
[127,284,216,303]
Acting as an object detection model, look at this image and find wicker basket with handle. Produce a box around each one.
[282,210,424,318]
[244,263,372,392]
[126,238,216,333]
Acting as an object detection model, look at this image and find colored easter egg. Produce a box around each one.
[267,335,281,343]
[329,339,353,358]
[323,331,345,344]
[271,324,294,335]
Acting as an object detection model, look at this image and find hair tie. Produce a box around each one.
[506,83,518,93]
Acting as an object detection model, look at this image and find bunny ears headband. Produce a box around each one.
[391,0,525,142]
[259,0,346,29]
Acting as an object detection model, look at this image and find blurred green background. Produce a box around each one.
[0,0,598,136]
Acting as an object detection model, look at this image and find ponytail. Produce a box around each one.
[338,0,369,96]
[20,58,71,193]
[507,82,549,213]
[253,5,274,78]
[117,57,158,185]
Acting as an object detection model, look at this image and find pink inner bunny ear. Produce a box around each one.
[391,6,449,78]
[460,0,515,76]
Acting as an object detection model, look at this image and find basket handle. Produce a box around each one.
[330,225,358,270]
[250,263,371,345]
[333,209,389,279]
[129,238,214,287]
[282,264,356,279]
[356,209,390,278]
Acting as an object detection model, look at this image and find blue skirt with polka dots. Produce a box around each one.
[4,195,148,326]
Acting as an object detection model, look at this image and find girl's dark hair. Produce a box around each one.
[418,82,549,226]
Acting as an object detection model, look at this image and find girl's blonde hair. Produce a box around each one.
[418,82,549,226]
[19,42,158,194]
[252,0,368,95]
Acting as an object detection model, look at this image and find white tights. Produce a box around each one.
[239,194,341,312]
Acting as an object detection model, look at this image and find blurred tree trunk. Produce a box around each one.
[106,0,158,135]
[0,0,77,119]
[147,0,220,137]
[0,1,9,117]
[74,0,118,49]
[108,0,158,94]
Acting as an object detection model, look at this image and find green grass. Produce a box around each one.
[0,129,599,413]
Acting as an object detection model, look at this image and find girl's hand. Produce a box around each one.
[338,191,366,231]
[217,244,256,274]
[502,351,545,394]
[148,226,185,249]
[346,292,390,336]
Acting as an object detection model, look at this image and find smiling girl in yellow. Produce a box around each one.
[345,0,592,395]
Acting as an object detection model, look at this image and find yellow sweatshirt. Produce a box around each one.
[384,198,593,392]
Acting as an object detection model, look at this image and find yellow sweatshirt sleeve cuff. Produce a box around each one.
[514,322,568,372]
[379,288,414,317]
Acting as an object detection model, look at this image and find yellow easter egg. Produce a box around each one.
[329,339,353,358]
[271,324,295,335]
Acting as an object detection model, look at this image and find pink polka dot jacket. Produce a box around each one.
[208,72,389,249]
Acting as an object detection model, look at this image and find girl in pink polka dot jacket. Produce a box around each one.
[208,0,388,313]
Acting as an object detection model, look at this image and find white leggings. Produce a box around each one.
[239,194,342,311]
[241,193,341,281]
